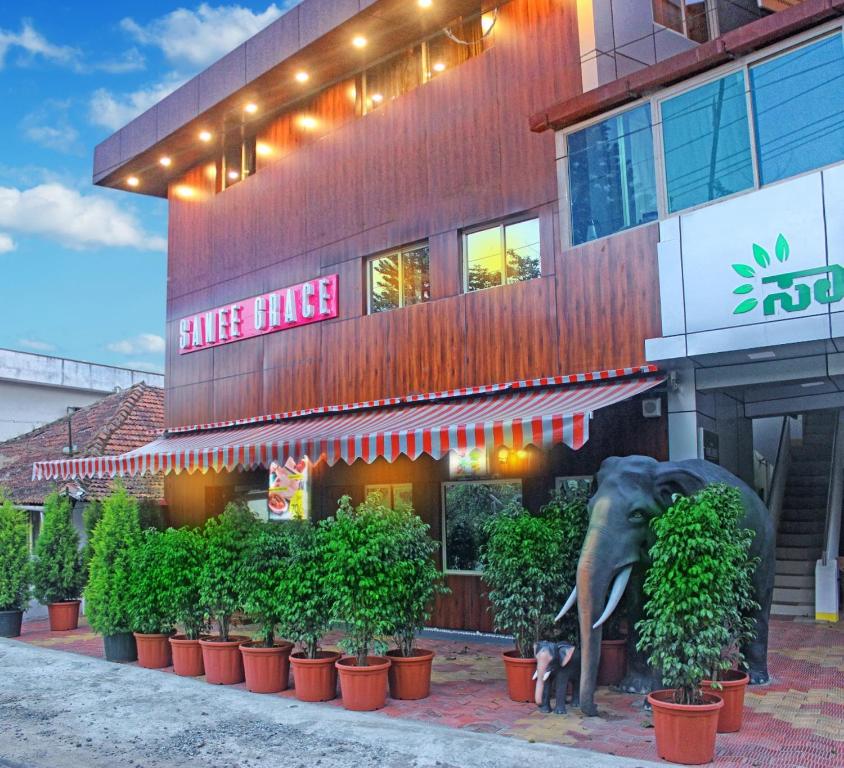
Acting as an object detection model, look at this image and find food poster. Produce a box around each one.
[268,457,310,520]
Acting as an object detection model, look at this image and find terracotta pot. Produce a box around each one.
[47,600,80,631]
[386,649,435,700]
[241,641,294,694]
[169,635,205,677]
[597,638,627,686]
[335,656,391,711]
[702,670,749,733]
[648,689,724,765]
[290,651,341,702]
[502,650,536,703]
[199,636,248,684]
[133,632,173,669]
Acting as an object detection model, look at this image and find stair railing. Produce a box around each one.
[767,416,791,535]
[816,410,844,622]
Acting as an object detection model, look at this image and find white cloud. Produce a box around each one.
[107,334,166,355]
[89,73,186,131]
[0,20,79,69]
[93,47,146,74]
[0,233,14,253]
[121,3,285,68]
[18,338,55,352]
[0,183,167,252]
[21,100,81,155]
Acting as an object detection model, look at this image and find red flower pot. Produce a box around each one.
[597,638,627,686]
[133,632,173,669]
[47,600,80,632]
[241,641,294,694]
[386,649,435,700]
[335,656,391,711]
[502,650,536,703]
[702,670,749,733]
[199,636,247,684]
[169,635,204,677]
[290,651,341,702]
[648,690,724,765]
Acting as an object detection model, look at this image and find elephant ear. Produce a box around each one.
[653,464,707,510]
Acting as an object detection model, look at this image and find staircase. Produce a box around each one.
[772,412,834,617]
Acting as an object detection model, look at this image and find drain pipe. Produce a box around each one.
[816,410,844,622]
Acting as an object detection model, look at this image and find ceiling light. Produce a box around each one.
[432,61,446,72]
[199,130,212,142]
[228,170,240,180]
[256,142,272,157]
[126,176,139,187]
[352,35,367,48]
[174,185,195,199]
[159,156,172,168]
[481,11,496,36]
[244,102,258,114]
[299,115,317,129]
[418,0,433,7]
[370,93,383,104]
[295,71,309,83]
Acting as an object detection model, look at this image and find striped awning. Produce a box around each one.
[32,374,662,481]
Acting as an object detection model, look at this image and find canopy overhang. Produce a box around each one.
[33,368,663,481]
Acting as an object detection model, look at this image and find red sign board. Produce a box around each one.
[178,274,338,354]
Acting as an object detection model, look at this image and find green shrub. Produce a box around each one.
[128,529,177,634]
[276,522,332,659]
[32,492,84,605]
[636,484,756,705]
[155,527,207,640]
[198,502,256,641]
[80,500,102,579]
[0,492,30,612]
[321,495,407,665]
[84,486,141,635]
[137,499,166,532]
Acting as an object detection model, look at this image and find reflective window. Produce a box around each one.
[367,244,430,314]
[365,46,423,112]
[662,72,754,212]
[653,1,712,44]
[442,480,522,572]
[750,34,844,185]
[464,218,540,292]
[568,105,658,245]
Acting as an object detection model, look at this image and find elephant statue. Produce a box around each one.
[534,641,580,714]
[555,456,775,717]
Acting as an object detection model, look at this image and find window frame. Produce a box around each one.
[560,21,844,246]
[461,214,542,293]
[365,241,430,315]
[440,478,524,575]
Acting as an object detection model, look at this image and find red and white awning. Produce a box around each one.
[32,373,662,481]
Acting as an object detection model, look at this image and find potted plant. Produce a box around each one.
[702,488,759,734]
[280,522,339,702]
[0,492,30,638]
[197,502,255,684]
[637,484,740,765]
[386,503,449,700]
[85,485,142,661]
[322,495,403,711]
[128,528,176,668]
[32,492,85,632]
[80,500,102,581]
[480,501,572,702]
[159,526,208,676]
[237,522,294,693]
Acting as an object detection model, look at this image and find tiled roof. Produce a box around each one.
[0,382,164,506]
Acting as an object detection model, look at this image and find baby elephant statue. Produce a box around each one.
[533,641,580,714]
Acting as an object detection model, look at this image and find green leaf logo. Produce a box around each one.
[733,298,758,314]
[732,264,755,278]
[733,284,753,295]
[775,234,789,263]
[752,244,770,268]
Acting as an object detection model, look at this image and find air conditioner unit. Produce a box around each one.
[642,398,662,419]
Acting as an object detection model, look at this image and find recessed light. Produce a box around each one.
[299,115,317,129]
[370,93,383,103]
[174,185,195,199]
[432,61,446,72]
[294,71,309,83]
[159,156,172,167]
[418,0,433,7]
[256,142,272,157]
[352,35,367,48]
[244,102,258,114]
[228,170,240,180]
[199,130,212,142]
[747,350,776,360]
[126,176,139,187]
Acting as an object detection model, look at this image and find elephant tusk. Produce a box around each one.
[592,565,633,629]
[542,670,552,682]
[532,671,538,680]
[554,586,577,622]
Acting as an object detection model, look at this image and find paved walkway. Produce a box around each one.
[11,616,844,767]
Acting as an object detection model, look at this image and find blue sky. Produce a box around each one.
[0,2,292,374]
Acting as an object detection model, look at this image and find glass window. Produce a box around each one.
[653,1,712,44]
[465,218,540,292]
[367,244,430,314]
[568,104,658,245]
[442,480,522,572]
[750,34,844,185]
[365,45,423,112]
[661,72,754,212]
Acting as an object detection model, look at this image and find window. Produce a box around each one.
[568,104,658,245]
[367,243,430,313]
[217,135,257,192]
[442,480,522,573]
[661,72,754,212]
[555,476,593,500]
[653,1,714,44]
[365,46,423,112]
[750,34,844,185]
[464,217,540,292]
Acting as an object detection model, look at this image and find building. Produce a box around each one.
[0,348,164,442]
[33,0,842,629]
